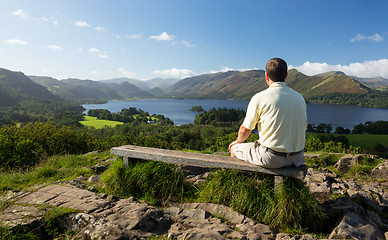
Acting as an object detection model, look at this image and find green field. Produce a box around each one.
[306,132,388,152]
[346,134,388,151]
[80,116,123,129]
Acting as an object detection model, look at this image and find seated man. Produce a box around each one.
[229,58,307,168]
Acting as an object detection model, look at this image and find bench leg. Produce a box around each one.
[274,175,284,194]
[123,156,129,168]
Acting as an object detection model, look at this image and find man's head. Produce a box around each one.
[265,58,288,82]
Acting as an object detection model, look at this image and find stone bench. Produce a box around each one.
[110,145,308,190]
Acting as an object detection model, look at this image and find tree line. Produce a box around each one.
[307,92,388,108]
[194,107,246,125]
[87,107,174,125]
[307,121,388,134]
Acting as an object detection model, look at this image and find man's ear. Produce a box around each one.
[265,72,269,81]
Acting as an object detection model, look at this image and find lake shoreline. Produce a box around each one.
[83,99,388,130]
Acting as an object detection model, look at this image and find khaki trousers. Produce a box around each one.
[231,141,305,169]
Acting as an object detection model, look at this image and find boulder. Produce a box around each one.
[369,160,388,180]
[333,154,362,174]
[75,199,172,239]
[87,175,102,182]
[328,211,385,240]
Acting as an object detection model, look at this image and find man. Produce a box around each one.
[229,58,307,168]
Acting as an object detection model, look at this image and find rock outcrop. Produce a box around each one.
[1,155,387,239]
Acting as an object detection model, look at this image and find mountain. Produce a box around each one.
[30,76,122,103]
[100,77,179,91]
[100,77,148,90]
[352,76,388,89]
[144,78,181,90]
[163,69,373,101]
[30,76,154,103]
[164,70,267,100]
[107,81,153,99]
[0,68,86,125]
[287,69,370,98]
[0,68,58,107]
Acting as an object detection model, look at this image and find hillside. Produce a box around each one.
[353,76,388,90]
[286,69,370,98]
[101,77,180,91]
[0,68,58,107]
[164,70,267,100]
[163,69,374,101]
[0,68,84,124]
[30,76,153,103]
[107,81,153,99]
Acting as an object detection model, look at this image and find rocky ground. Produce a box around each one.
[0,153,387,240]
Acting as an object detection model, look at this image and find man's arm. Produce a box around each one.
[229,124,252,156]
[236,124,252,143]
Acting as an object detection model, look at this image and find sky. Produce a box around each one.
[1,0,388,80]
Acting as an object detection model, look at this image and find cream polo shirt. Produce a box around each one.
[242,82,307,153]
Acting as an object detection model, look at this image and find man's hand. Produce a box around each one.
[229,140,238,157]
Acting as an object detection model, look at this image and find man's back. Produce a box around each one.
[243,82,307,153]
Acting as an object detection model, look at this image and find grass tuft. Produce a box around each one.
[198,169,326,233]
[102,158,196,205]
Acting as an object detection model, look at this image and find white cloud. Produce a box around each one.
[88,48,100,54]
[118,68,136,78]
[220,66,234,72]
[152,68,195,79]
[290,59,388,78]
[3,39,27,46]
[126,34,141,39]
[182,40,196,48]
[150,32,175,41]
[88,48,108,58]
[209,66,258,74]
[45,45,62,51]
[11,9,29,20]
[210,66,235,73]
[53,20,58,26]
[95,26,106,31]
[351,33,384,42]
[74,21,91,27]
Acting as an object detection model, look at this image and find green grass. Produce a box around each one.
[346,134,388,152]
[0,152,109,193]
[305,132,388,153]
[102,158,196,205]
[80,115,123,129]
[198,169,326,234]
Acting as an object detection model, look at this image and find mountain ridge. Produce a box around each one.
[0,68,59,107]
[1,67,387,108]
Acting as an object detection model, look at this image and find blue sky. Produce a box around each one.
[1,0,388,80]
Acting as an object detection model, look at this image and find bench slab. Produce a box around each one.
[111,145,307,180]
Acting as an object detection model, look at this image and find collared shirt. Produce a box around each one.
[242,82,307,153]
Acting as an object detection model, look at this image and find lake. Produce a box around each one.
[83,99,388,130]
